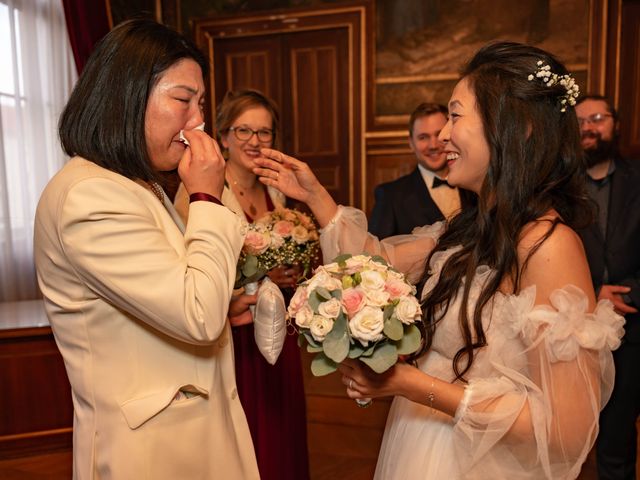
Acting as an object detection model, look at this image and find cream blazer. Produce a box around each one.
[33,158,259,480]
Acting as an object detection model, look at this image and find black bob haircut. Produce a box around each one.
[59,18,208,182]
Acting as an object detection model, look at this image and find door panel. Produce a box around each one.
[283,28,350,205]
[210,28,351,205]
[212,35,282,112]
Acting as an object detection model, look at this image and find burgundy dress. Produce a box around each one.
[232,191,310,480]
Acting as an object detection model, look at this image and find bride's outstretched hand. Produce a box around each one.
[254,148,321,203]
[254,148,338,227]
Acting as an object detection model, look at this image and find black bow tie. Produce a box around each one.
[432,176,453,189]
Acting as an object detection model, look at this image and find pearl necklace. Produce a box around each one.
[149,182,165,203]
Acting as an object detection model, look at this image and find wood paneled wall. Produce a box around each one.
[0,326,72,458]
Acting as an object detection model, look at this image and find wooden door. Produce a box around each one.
[195,4,369,209]
[211,28,351,205]
[213,28,353,204]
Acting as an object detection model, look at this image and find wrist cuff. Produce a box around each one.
[189,192,222,206]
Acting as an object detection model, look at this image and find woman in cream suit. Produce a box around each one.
[33,19,259,479]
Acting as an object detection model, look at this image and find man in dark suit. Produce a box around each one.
[576,95,640,480]
[369,103,466,239]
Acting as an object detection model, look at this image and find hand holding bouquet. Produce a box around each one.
[236,207,320,288]
[288,254,423,376]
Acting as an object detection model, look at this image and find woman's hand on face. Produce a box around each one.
[228,293,257,327]
[178,129,226,199]
[253,148,323,204]
[267,264,302,289]
[254,148,339,228]
[337,358,413,401]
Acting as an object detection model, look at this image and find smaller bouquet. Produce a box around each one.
[288,254,423,376]
[236,207,321,288]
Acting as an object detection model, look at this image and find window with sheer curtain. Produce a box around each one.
[0,0,77,302]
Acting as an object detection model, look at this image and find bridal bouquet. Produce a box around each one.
[288,254,423,376]
[235,207,320,288]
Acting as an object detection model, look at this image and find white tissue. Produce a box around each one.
[179,122,205,146]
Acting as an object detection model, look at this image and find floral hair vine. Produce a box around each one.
[528,60,580,112]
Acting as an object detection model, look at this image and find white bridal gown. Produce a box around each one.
[320,207,624,480]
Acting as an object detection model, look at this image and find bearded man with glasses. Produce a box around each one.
[576,94,640,480]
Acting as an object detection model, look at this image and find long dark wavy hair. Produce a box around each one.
[411,41,593,381]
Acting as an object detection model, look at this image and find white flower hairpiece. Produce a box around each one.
[527,60,580,112]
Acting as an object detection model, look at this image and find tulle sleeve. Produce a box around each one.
[452,285,625,479]
[319,206,443,283]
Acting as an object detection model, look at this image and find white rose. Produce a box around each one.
[364,288,390,307]
[344,255,368,274]
[294,304,314,328]
[386,269,404,281]
[349,306,384,345]
[368,260,389,274]
[291,225,310,244]
[322,262,341,274]
[395,296,422,324]
[307,270,342,293]
[318,297,342,319]
[360,269,386,291]
[310,315,334,342]
[270,232,285,249]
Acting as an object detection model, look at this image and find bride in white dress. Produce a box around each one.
[254,41,624,479]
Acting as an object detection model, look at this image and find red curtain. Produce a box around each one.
[62,0,111,74]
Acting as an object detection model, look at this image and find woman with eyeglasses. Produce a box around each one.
[175,89,310,480]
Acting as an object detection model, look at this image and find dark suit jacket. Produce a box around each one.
[369,168,461,239]
[578,157,640,343]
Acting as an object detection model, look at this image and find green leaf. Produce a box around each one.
[314,287,332,301]
[322,314,349,363]
[307,344,324,353]
[241,255,259,277]
[361,343,376,357]
[360,343,398,373]
[348,343,366,358]
[395,324,422,355]
[308,294,322,313]
[303,331,320,348]
[370,255,388,266]
[383,315,403,341]
[333,253,353,265]
[311,352,338,376]
[330,288,343,300]
[383,304,395,321]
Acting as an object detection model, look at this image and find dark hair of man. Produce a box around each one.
[216,89,281,148]
[408,102,448,136]
[59,18,208,183]
[576,94,618,121]
[412,41,593,381]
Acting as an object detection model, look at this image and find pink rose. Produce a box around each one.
[341,287,366,318]
[288,286,308,316]
[244,230,270,255]
[272,220,294,238]
[385,278,412,300]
